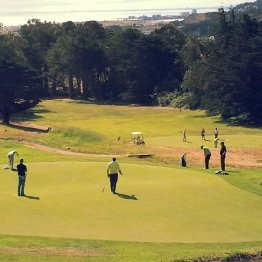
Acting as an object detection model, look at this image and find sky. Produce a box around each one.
[0,0,255,26]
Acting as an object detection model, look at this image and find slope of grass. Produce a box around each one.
[0,235,262,262]
[6,99,261,155]
[222,169,262,196]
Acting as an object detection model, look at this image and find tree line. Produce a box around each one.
[0,9,261,124]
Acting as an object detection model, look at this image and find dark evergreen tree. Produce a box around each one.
[19,19,59,96]
[182,11,262,123]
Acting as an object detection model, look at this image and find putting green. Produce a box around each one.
[0,162,262,243]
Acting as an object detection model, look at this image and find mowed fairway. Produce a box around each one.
[1,161,262,243]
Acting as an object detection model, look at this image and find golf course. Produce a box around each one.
[0,99,261,262]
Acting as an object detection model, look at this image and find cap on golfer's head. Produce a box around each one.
[200,145,204,149]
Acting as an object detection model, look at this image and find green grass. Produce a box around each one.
[8,99,261,154]
[0,235,262,262]
[223,169,262,196]
[0,99,260,261]
[1,160,262,243]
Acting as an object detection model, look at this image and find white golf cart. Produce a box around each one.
[131,131,145,145]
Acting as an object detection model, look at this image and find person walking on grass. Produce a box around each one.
[107,158,123,194]
[17,159,27,196]
[214,128,219,139]
[8,150,19,170]
[201,146,211,169]
[201,128,206,140]
[214,137,219,148]
[220,142,227,172]
[183,129,187,142]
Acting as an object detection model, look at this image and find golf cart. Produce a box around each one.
[131,131,145,145]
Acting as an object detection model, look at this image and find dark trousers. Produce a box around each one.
[109,173,118,193]
[205,154,211,169]
[221,156,226,171]
[181,158,187,167]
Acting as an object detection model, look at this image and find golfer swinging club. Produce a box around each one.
[107,157,123,194]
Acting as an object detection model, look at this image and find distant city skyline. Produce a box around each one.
[0,0,256,26]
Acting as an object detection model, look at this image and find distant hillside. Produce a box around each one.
[180,1,262,36]
[235,0,262,20]
[235,0,262,11]
[0,26,20,34]
[183,12,217,25]
[183,0,262,25]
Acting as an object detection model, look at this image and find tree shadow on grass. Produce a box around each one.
[12,106,55,122]
[116,193,138,200]
[7,123,51,133]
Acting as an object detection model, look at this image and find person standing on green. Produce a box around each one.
[200,146,211,169]
[220,142,227,172]
[214,128,219,138]
[107,158,123,194]
[17,159,27,196]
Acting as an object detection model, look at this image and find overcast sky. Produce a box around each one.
[0,0,255,26]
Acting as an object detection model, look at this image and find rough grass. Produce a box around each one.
[0,235,261,262]
[8,99,262,154]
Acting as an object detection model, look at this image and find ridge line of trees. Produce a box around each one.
[0,10,261,124]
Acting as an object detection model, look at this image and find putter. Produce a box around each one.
[101,183,106,192]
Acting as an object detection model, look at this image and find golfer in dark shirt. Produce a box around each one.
[220,142,227,171]
[17,159,27,196]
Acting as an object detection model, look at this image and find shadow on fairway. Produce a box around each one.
[116,193,138,200]
[7,123,51,133]
[24,195,40,200]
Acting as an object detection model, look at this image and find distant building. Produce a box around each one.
[152,14,162,19]
[180,12,190,17]
[191,9,197,14]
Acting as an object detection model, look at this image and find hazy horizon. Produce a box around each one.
[0,0,256,26]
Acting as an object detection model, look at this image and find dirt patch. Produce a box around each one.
[8,122,51,133]
[23,141,262,169]
[148,146,262,169]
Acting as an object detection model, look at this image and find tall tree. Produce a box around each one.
[19,19,58,95]
[46,21,79,97]
[0,31,43,124]
[75,21,108,100]
[107,28,182,104]
[182,11,262,123]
